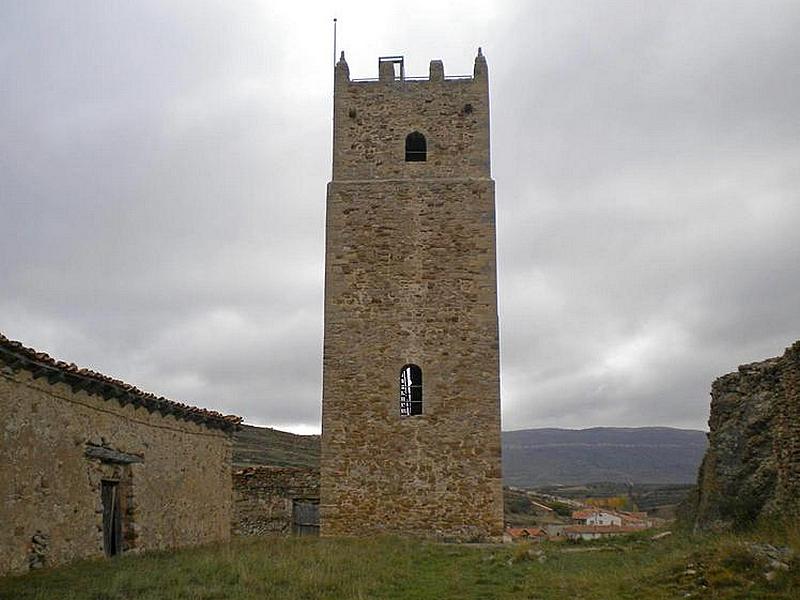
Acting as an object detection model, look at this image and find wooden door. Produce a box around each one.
[101,480,122,556]
[292,499,320,536]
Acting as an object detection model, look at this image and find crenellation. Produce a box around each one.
[378,59,396,82]
[429,59,444,81]
[332,51,490,181]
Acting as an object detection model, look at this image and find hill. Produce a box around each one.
[233,424,320,469]
[233,424,707,485]
[503,427,707,486]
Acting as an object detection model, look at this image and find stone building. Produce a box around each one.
[0,334,241,575]
[232,466,320,536]
[320,50,504,541]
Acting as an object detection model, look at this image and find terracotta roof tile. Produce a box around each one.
[0,333,241,432]
[571,509,599,519]
[505,527,547,538]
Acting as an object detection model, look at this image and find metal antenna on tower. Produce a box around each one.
[331,17,338,181]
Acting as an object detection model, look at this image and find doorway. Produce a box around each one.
[101,480,123,556]
[292,499,320,536]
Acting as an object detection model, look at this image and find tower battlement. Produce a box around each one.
[332,50,491,181]
[335,49,487,84]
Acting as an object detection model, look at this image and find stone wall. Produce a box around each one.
[692,341,800,529]
[0,359,236,575]
[332,53,490,181]
[232,466,319,536]
[320,51,504,542]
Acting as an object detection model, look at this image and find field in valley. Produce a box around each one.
[2,528,798,600]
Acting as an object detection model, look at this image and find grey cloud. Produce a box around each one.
[2,1,799,432]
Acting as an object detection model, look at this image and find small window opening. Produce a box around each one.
[405,132,427,162]
[400,364,423,416]
[101,480,123,557]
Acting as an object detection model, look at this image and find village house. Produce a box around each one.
[0,334,240,575]
[571,509,623,527]
[505,527,548,542]
[565,507,651,540]
[542,523,568,540]
[618,511,650,529]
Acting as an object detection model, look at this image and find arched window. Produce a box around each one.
[400,364,423,416]
[405,132,426,162]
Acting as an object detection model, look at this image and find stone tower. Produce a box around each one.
[320,50,503,541]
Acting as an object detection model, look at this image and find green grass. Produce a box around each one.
[1,530,798,600]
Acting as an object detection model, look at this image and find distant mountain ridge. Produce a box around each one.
[233,424,707,485]
[503,427,708,486]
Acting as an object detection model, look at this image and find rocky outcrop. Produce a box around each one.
[693,341,800,529]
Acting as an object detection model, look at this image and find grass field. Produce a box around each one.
[1,529,798,599]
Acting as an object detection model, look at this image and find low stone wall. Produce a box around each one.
[693,341,800,529]
[232,466,319,536]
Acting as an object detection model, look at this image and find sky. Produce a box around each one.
[2,1,799,434]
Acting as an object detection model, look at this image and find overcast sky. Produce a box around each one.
[2,1,799,434]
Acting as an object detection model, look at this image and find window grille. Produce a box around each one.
[400,364,423,416]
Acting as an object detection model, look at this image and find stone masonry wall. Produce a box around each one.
[775,341,800,515]
[693,341,800,529]
[0,369,233,575]
[320,52,504,541]
[332,54,489,181]
[232,466,319,536]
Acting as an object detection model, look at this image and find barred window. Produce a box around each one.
[400,364,423,416]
